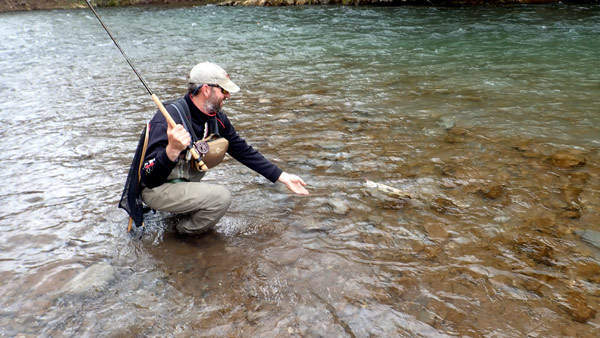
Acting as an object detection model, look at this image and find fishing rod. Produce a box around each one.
[84,0,204,233]
[83,0,179,129]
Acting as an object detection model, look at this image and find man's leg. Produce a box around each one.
[141,182,231,234]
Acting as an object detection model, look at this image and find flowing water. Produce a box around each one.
[1,4,599,336]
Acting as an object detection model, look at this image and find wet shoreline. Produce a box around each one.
[1,0,598,13]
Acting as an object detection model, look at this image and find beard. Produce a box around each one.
[204,93,223,115]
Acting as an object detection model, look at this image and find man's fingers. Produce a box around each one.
[288,180,309,195]
[278,172,309,195]
[292,183,309,195]
[291,176,307,187]
[167,124,191,149]
[172,124,185,134]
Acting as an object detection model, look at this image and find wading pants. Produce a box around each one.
[141,182,231,235]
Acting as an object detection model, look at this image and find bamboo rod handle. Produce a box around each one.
[151,94,177,129]
[151,94,201,161]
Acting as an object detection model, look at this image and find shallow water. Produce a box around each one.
[1,4,599,336]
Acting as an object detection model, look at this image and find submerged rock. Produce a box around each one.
[560,208,581,219]
[513,142,544,159]
[568,172,590,186]
[562,186,583,205]
[560,291,596,323]
[61,262,115,295]
[443,127,469,144]
[429,197,460,215]
[326,198,350,215]
[575,230,600,249]
[437,116,456,130]
[573,261,600,284]
[522,214,555,234]
[550,151,586,169]
[423,222,449,240]
[477,184,504,199]
[514,236,555,266]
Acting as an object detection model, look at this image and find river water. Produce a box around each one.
[1,4,599,336]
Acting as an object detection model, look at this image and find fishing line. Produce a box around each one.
[84,0,203,233]
[84,0,152,95]
[84,1,202,147]
[83,0,182,130]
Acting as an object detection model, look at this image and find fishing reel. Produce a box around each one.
[186,135,229,172]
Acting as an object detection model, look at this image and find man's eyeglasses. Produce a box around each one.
[207,84,229,95]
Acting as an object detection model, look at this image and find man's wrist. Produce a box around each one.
[165,145,181,162]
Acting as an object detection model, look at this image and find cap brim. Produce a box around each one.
[217,78,240,93]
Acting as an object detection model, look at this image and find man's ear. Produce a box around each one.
[201,84,212,97]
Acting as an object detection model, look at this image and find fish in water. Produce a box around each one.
[364,180,411,200]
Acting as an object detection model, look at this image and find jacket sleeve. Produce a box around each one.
[218,112,283,183]
[140,113,179,188]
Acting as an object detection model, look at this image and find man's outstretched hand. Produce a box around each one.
[278,172,309,195]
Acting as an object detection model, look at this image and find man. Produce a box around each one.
[138,62,308,235]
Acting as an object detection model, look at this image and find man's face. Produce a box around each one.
[205,85,230,114]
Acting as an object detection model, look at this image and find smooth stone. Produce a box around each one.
[562,291,596,323]
[574,261,600,283]
[61,262,115,295]
[512,142,547,159]
[443,127,469,144]
[523,214,556,234]
[301,218,332,233]
[514,237,554,266]
[550,151,586,168]
[429,197,460,214]
[519,278,546,297]
[478,184,504,199]
[438,116,455,130]
[326,198,350,215]
[562,186,583,204]
[575,230,600,249]
[560,209,581,219]
[568,172,590,185]
[423,222,449,240]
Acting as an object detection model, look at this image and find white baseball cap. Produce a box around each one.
[189,62,240,93]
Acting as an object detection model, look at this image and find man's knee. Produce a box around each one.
[205,185,231,212]
[180,186,231,234]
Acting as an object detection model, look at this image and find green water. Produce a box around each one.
[1,4,599,336]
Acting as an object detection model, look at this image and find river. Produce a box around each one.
[1,4,599,336]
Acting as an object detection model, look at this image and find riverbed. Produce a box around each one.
[1,4,599,336]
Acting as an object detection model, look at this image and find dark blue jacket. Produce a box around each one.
[140,95,282,188]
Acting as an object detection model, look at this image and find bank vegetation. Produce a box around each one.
[0,0,597,13]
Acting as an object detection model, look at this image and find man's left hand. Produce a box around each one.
[278,172,309,195]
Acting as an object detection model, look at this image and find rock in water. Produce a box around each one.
[575,230,600,249]
[61,262,115,295]
[561,291,597,323]
[478,184,504,199]
[444,127,469,144]
[550,151,586,168]
[326,198,350,215]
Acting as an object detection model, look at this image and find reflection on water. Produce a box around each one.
[1,4,599,336]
